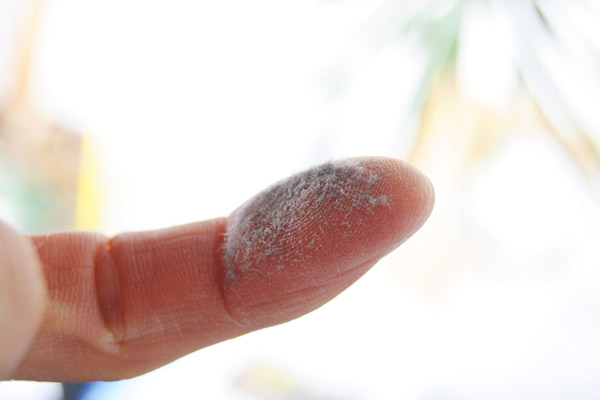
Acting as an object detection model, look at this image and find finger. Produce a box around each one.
[14,157,434,381]
[0,221,46,379]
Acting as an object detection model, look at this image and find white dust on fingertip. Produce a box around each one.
[223,159,391,281]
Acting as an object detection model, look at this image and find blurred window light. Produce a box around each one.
[0,381,62,400]
[457,2,518,106]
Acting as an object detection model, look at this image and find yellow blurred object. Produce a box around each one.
[75,135,102,230]
[234,363,299,398]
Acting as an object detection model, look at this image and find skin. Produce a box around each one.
[0,157,434,382]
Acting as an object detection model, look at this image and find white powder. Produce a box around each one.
[224,159,390,280]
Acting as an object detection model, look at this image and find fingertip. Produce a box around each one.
[223,157,434,327]
[376,157,435,244]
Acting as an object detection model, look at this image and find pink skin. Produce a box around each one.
[1,157,434,381]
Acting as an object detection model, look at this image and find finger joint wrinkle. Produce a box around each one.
[93,235,127,355]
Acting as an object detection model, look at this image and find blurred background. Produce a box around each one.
[1,0,600,398]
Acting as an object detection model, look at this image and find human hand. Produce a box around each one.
[0,157,434,382]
